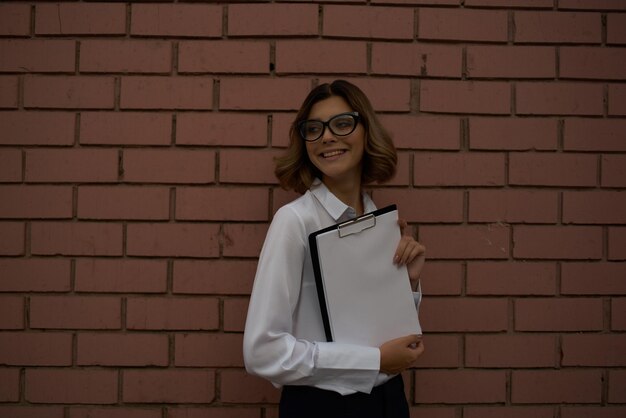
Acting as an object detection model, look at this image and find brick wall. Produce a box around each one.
[0,1,625,417]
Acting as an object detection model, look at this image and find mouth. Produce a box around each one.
[321,149,347,159]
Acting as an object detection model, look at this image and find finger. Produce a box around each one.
[393,237,411,264]
[398,219,408,235]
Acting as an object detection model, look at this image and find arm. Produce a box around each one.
[243,206,380,394]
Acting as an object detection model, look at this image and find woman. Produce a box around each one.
[243,80,426,417]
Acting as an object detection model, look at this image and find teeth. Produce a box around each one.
[323,150,345,158]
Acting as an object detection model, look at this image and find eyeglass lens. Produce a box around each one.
[299,113,358,142]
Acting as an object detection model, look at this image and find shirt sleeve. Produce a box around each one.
[243,206,380,394]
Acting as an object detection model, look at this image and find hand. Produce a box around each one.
[395,219,426,286]
[379,334,425,375]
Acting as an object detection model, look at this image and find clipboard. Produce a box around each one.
[309,205,422,347]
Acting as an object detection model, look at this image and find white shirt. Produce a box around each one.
[243,179,421,395]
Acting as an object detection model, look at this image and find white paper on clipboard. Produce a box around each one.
[309,205,422,347]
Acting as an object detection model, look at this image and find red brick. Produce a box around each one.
[220,77,310,111]
[324,6,414,39]
[77,333,168,367]
[24,76,114,109]
[514,226,602,260]
[220,370,281,403]
[562,334,626,366]
[609,84,626,115]
[35,3,125,35]
[419,8,507,42]
[0,4,30,36]
[179,41,268,74]
[563,191,626,224]
[0,332,72,366]
[123,149,215,184]
[126,297,219,331]
[80,40,171,74]
[467,46,555,79]
[464,407,554,418]
[373,0,458,3]
[509,152,597,187]
[223,223,268,258]
[0,368,20,402]
[413,335,460,368]
[271,112,295,148]
[26,369,117,404]
[276,40,366,74]
[175,333,243,367]
[123,370,215,403]
[512,370,602,403]
[420,80,510,114]
[0,185,72,219]
[516,82,603,115]
[565,118,626,151]
[609,370,626,402]
[176,113,267,146]
[562,262,626,295]
[420,297,508,332]
[272,187,300,214]
[81,112,171,145]
[131,4,222,37]
[420,224,510,260]
[559,0,626,10]
[466,0,552,6]
[121,76,213,110]
[372,43,462,78]
[514,11,601,43]
[380,115,461,150]
[176,187,268,221]
[469,189,558,223]
[0,149,21,182]
[373,189,464,223]
[320,77,413,112]
[466,334,556,368]
[387,152,411,186]
[167,407,260,418]
[0,39,75,72]
[561,47,626,80]
[173,260,256,295]
[127,223,219,258]
[31,222,123,256]
[219,149,279,184]
[223,297,249,332]
[609,227,626,260]
[0,222,24,256]
[0,76,18,108]
[414,152,505,186]
[469,117,558,151]
[70,408,161,418]
[608,13,626,44]
[0,259,70,292]
[30,296,121,330]
[561,407,626,418]
[415,370,506,403]
[602,154,626,186]
[409,407,456,418]
[0,406,64,418]
[26,149,118,183]
[467,262,556,296]
[75,259,167,293]
[418,261,463,295]
[515,298,603,331]
[78,186,169,220]
[0,296,24,329]
[228,4,317,37]
[0,112,75,145]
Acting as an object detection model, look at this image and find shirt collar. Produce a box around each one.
[310,178,376,222]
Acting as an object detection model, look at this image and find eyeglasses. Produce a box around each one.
[297,112,360,142]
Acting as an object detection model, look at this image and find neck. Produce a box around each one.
[323,175,364,215]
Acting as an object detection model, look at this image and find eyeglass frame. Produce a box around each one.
[297,112,361,142]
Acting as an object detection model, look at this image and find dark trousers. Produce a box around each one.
[279,375,409,418]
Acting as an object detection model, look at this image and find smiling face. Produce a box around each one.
[305,95,366,189]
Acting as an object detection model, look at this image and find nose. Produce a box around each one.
[321,125,336,143]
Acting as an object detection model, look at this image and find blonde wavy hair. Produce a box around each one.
[275,80,397,194]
